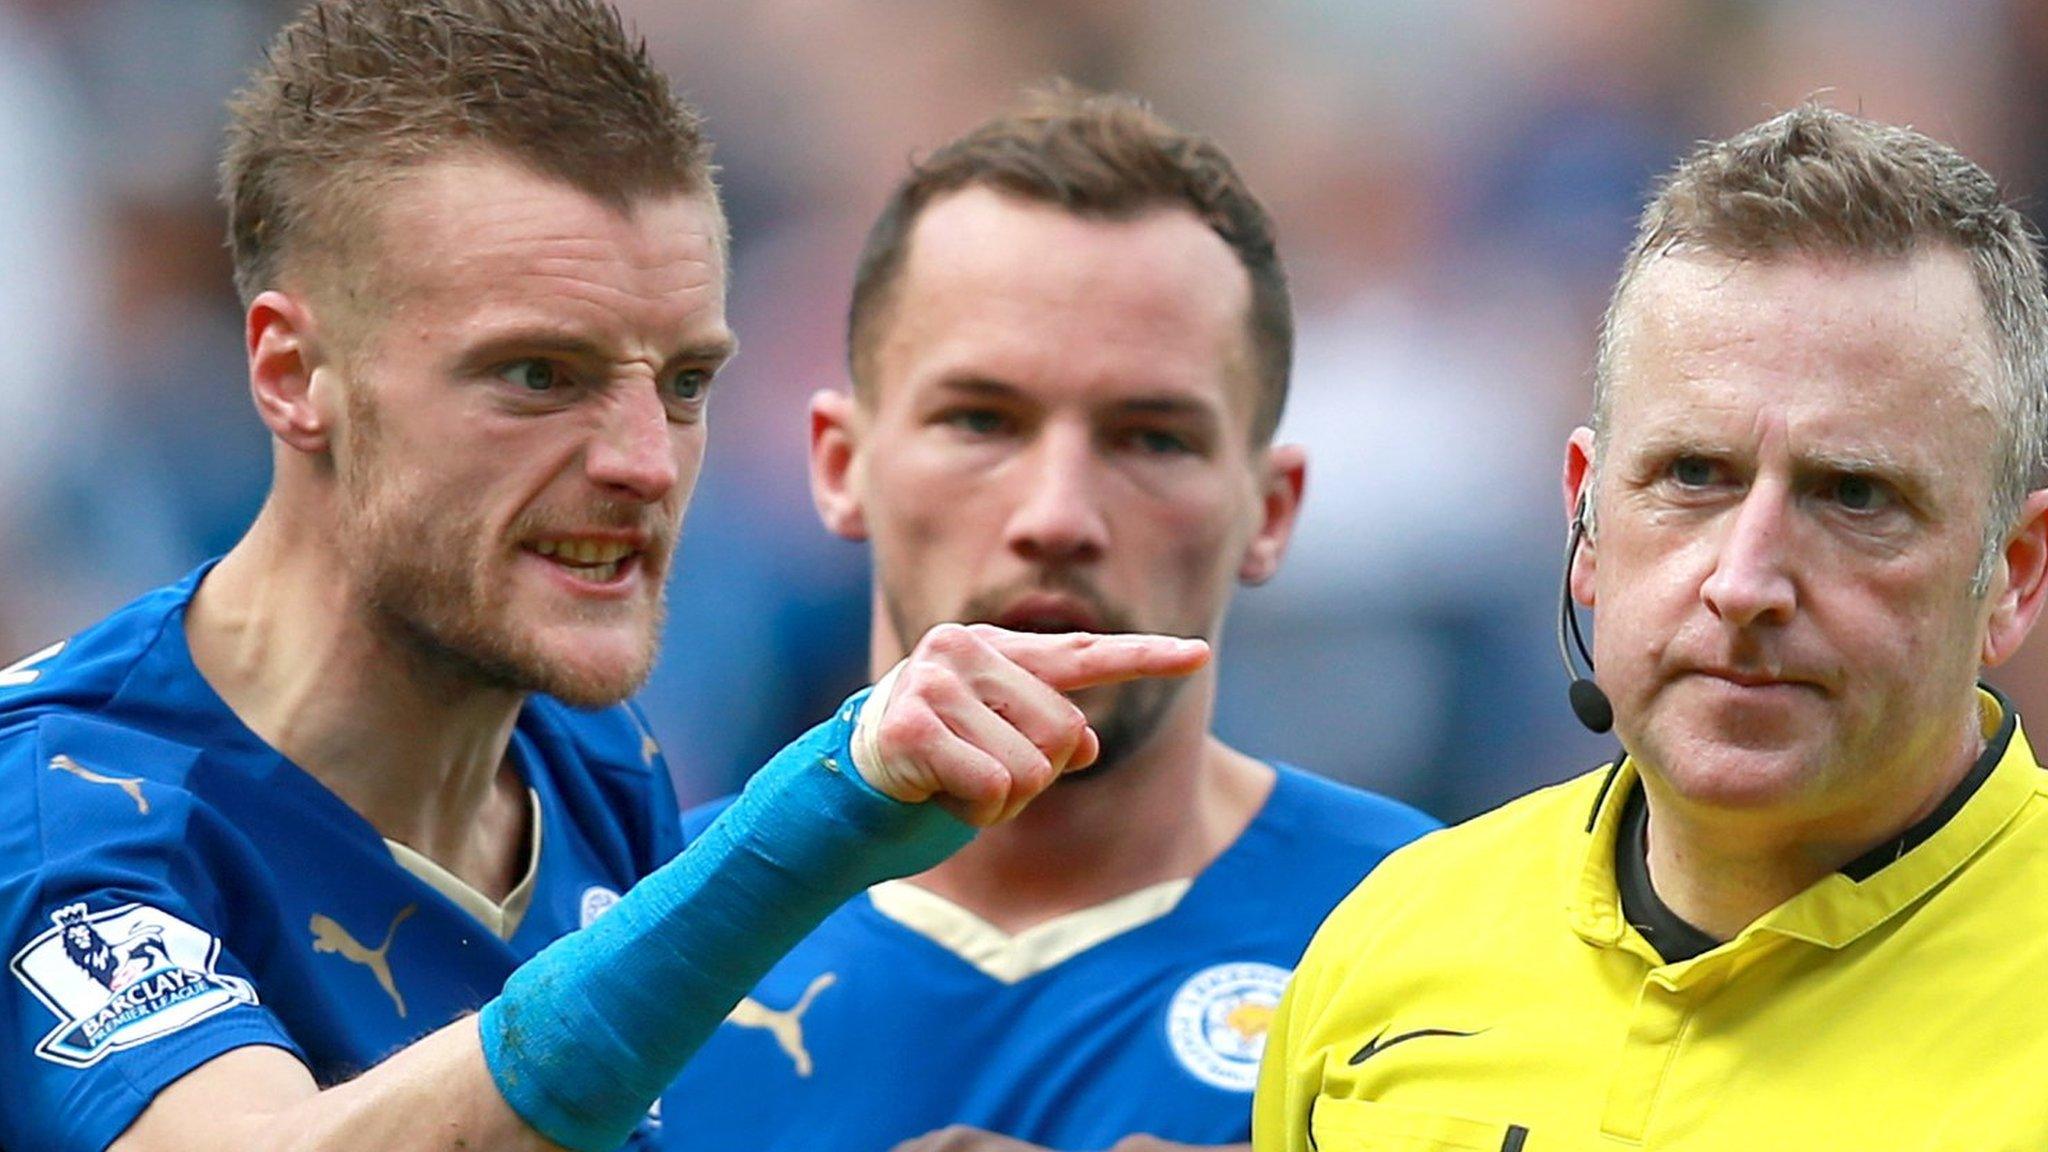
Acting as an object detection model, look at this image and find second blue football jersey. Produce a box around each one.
[662,765,1436,1151]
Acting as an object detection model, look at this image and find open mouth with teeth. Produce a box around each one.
[529,538,639,584]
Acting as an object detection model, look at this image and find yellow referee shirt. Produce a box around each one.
[1255,692,2048,1151]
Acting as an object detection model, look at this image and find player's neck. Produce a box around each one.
[188,518,531,896]
[908,717,1275,936]
[1637,716,1983,941]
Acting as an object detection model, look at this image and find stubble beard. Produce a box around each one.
[884,574,1190,780]
[337,386,669,708]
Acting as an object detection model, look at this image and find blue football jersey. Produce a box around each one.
[662,765,1437,1151]
[0,565,684,1151]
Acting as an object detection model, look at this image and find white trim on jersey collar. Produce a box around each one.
[868,876,1192,984]
[385,788,544,940]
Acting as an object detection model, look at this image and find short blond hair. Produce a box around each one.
[222,0,714,310]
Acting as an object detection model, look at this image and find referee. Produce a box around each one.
[1256,103,2048,1150]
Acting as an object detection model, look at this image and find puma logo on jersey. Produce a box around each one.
[310,904,417,1018]
[0,640,64,688]
[727,972,836,1076]
[623,709,660,767]
[48,755,149,815]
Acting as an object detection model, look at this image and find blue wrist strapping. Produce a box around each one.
[478,688,975,1151]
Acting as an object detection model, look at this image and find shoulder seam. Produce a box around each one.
[105,593,191,713]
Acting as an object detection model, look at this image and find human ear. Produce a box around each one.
[247,290,340,454]
[1982,488,2048,667]
[1238,444,1306,586]
[1564,427,1599,607]
[809,388,868,541]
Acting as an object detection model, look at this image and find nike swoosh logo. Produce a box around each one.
[1349,1026,1485,1065]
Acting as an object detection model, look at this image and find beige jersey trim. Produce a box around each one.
[386,788,544,941]
[868,876,1193,984]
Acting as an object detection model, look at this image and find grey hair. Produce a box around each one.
[1591,103,2048,594]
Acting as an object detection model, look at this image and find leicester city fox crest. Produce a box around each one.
[11,902,258,1067]
[1165,961,1290,1092]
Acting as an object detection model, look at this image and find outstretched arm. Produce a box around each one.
[109,627,1206,1152]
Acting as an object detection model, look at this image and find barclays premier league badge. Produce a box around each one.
[11,902,259,1067]
[1165,961,1289,1091]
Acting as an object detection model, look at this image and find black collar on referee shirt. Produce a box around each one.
[1613,685,2017,965]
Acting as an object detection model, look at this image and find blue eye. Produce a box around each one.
[500,360,560,392]
[667,368,712,402]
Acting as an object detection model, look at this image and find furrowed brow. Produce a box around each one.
[462,324,736,371]
[1795,445,1925,499]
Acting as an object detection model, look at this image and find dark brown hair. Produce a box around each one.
[849,83,1292,443]
[222,0,714,309]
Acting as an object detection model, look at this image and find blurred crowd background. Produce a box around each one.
[6,0,2048,822]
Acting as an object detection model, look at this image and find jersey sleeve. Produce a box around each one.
[0,713,304,1152]
[1253,962,1314,1152]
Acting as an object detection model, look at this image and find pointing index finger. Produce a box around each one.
[971,626,1211,692]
